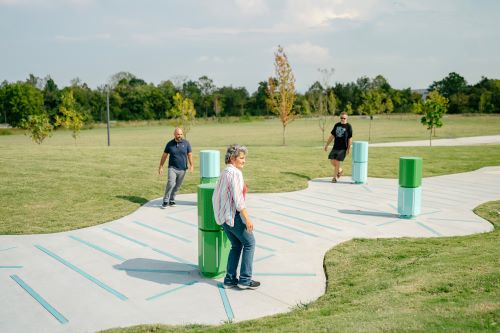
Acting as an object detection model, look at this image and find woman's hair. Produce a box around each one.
[225,144,248,164]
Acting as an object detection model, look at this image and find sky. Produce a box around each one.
[1,0,499,93]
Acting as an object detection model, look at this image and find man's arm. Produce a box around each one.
[187,152,194,173]
[324,134,334,151]
[346,137,353,155]
[158,152,168,176]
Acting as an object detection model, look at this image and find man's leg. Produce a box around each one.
[169,169,186,203]
[162,167,177,204]
[331,159,340,179]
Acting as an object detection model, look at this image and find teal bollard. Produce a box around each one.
[352,141,368,184]
[200,150,220,184]
[397,156,423,218]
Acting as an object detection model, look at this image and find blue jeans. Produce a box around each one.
[221,212,255,285]
[163,167,186,203]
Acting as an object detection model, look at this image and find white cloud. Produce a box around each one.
[234,0,270,15]
[285,42,333,65]
[54,33,110,43]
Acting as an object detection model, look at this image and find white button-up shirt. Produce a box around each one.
[212,164,246,227]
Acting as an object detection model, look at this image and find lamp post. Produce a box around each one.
[106,85,111,146]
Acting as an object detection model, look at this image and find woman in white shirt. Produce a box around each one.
[212,144,260,290]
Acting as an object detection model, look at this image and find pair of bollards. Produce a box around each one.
[351,141,422,218]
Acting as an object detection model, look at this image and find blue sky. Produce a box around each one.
[1,0,499,93]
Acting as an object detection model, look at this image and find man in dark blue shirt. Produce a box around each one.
[158,128,193,208]
[324,112,353,183]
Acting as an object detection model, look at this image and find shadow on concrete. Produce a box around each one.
[116,195,149,205]
[338,209,399,218]
[114,258,207,286]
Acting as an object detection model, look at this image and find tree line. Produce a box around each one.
[1,70,499,133]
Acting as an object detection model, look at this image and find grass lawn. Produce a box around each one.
[1,114,499,332]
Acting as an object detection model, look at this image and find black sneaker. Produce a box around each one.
[238,280,260,290]
[161,202,169,209]
[223,282,238,289]
[169,201,176,207]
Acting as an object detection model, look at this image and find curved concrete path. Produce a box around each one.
[1,167,499,333]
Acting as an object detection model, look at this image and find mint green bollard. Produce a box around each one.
[200,150,220,184]
[398,187,422,218]
[398,157,423,218]
[352,141,368,184]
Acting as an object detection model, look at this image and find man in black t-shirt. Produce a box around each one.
[158,128,193,208]
[323,112,353,183]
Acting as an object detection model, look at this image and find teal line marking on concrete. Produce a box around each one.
[258,217,318,238]
[10,274,69,324]
[165,216,197,228]
[388,203,398,211]
[362,185,372,192]
[217,282,235,322]
[303,192,385,213]
[253,273,316,277]
[0,246,17,252]
[377,219,401,227]
[146,280,198,301]
[254,254,275,262]
[419,210,442,216]
[272,211,342,231]
[152,248,196,265]
[265,198,366,225]
[35,245,128,301]
[253,230,295,243]
[416,222,442,236]
[116,267,194,275]
[430,217,482,224]
[102,228,148,247]
[133,221,191,243]
[255,244,276,252]
[68,235,126,261]
[0,266,23,268]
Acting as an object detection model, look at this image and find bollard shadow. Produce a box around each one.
[114,258,215,286]
[338,209,399,218]
[116,195,149,205]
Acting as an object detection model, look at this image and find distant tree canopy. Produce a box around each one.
[0,71,498,128]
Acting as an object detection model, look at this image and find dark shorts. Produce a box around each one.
[328,149,347,161]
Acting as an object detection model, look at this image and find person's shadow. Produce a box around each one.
[113,258,218,288]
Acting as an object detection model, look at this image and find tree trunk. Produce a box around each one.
[282,124,286,145]
[368,119,372,143]
[429,128,432,147]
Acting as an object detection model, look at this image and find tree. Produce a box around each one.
[198,76,216,117]
[21,113,53,144]
[170,92,196,137]
[1,82,45,127]
[417,91,449,146]
[55,89,84,144]
[267,45,296,145]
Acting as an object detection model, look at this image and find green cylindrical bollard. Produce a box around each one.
[197,183,229,277]
[399,157,423,188]
[352,141,368,163]
[197,183,219,231]
[200,177,218,184]
[200,150,220,179]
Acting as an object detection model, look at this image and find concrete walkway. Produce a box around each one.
[1,165,499,333]
[369,134,500,147]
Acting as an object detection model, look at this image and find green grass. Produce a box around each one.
[1,115,500,234]
[99,201,500,333]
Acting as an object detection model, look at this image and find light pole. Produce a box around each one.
[106,85,111,146]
